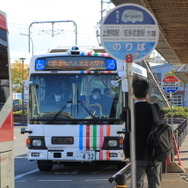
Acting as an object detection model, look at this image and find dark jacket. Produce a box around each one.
[134,101,154,160]
[121,102,163,160]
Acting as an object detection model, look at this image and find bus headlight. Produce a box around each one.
[103,137,123,149]
[32,139,42,146]
[27,136,47,149]
[108,140,118,147]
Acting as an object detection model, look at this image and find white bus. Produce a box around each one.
[0,10,14,188]
[22,47,147,171]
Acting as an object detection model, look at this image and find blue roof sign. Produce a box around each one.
[100,3,159,62]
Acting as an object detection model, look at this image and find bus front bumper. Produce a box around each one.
[27,149,125,162]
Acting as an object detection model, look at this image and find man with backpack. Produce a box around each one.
[133,78,165,188]
[121,78,164,188]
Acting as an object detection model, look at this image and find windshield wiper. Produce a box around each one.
[48,101,72,123]
[48,100,102,124]
[78,100,103,124]
[77,100,96,119]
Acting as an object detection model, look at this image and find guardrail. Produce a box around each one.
[174,118,187,149]
[162,118,187,172]
[109,118,188,187]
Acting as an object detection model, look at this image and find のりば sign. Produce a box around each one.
[100,3,159,62]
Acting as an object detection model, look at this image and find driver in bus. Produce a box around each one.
[90,88,104,116]
[91,88,102,102]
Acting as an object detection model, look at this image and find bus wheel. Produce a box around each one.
[37,160,53,171]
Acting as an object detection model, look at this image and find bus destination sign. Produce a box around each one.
[35,56,117,71]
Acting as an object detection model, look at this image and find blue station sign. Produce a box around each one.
[100,3,159,62]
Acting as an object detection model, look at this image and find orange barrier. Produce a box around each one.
[173,135,182,166]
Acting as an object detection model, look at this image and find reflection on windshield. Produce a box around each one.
[29,74,122,123]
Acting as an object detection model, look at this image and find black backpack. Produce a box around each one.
[147,104,173,163]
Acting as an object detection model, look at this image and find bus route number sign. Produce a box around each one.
[161,75,180,94]
[100,3,159,62]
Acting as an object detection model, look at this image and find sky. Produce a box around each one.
[1,0,114,61]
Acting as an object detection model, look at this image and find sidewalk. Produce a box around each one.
[160,135,188,187]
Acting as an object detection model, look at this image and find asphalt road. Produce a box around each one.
[14,126,118,188]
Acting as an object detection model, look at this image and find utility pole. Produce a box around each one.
[19,58,26,125]
[20,33,34,56]
[28,20,77,53]
[100,0,112,23]
[96,1,113,45]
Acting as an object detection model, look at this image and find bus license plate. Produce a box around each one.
[76,151,95,161]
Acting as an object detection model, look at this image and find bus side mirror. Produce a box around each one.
[21,127,32,134]
[118,71,126,78]
[121,77,128,92]
[117,71,128,92]
[111,76,128,92]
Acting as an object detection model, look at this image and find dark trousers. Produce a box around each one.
[136,160,162,188]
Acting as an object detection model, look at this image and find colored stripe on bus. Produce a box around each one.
[79,52,110,57]
[79,125,84,150]
[106,124,111,136]
[99,125,104,149]
[80,70,113,74]
[79,124,111,160]
[92,124,97,150]
[100,71,112,74]
[106,125,111,160]
[99,125,104,160]
[86,125,90,150]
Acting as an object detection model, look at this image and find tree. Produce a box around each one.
[162,106,188,118]
[11,60,29,93]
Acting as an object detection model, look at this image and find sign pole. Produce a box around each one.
[126,54,136,188]
[169,92,174,130]
[161,76,184,170]
[100,4,159,187]
[161,75,180,161]
[170,92,174,161]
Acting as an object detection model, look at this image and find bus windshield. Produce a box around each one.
[29,74,123,124]
[0,19,9,110]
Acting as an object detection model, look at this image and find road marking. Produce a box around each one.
[39,180,72,182]
[85,179,108,181]
[15,169,39,180]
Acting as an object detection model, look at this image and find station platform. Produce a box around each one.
[157,134,188,187]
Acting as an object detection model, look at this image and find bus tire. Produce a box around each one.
[37,160,53,171]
